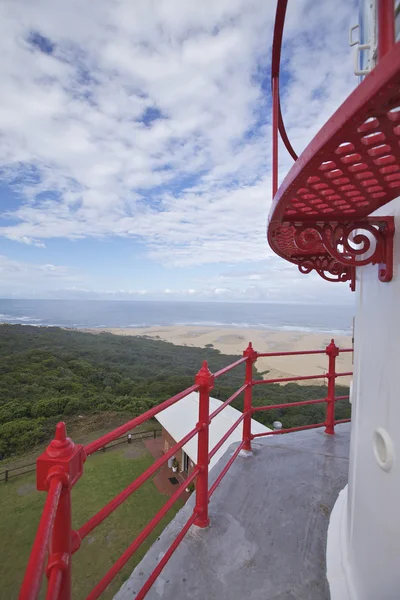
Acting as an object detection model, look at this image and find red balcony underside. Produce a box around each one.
[268,41,400,267]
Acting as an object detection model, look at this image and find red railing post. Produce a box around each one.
[324,339,339,435]
[242,342,258,452]
[36,423,85,600]
[193,361,214,528]
[377,0,395,62]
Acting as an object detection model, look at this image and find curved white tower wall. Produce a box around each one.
[346,196,400,599]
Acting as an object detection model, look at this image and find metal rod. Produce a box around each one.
[209,441,246,498]
[214,356,247,378]
[272,75,279,197]
[45,567,63,600]
[18,476,63,600]
[325,340,339,435]
[252,397,327,412]
[209,384,248,422]
[86,469,200,600]
[242,343,257,452]
[378,0,395,62]
[253,373,327,385]
[252,422,326,438]
[194,362,212,528]
[134,513,197,600]
[85,383,199,455]
[78,424,201,541]
[209,413,245,461]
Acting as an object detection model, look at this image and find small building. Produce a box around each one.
[155,391,271,474]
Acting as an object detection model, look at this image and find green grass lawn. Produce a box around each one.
[0,444,184,600]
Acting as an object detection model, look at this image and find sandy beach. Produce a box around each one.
[82,326,353,385]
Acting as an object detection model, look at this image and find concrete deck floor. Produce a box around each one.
[115,423,350,600]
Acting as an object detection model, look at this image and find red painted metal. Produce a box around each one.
[85,383,199,456]
[253,373,327,385]
[242,342,258,451]
[78,423,201,541]
[324,340,339,435]
[252,397,327,413]
[208,441,246,498]
[19,423,85,600]
[272,75,279,197]
[134,512,198,600]
[46,567,63,600]
[209,383,248,421]
[194,361,214,528]
[378,0,395,61]
[252,422,327,438]
[292,217,395,283]
[257,348,326,357]
[18,476,63,600]
[335,418,351,424]
[86,468,200,600]
[269,0,400,286]
[209,413,245,461]
[271,0,298,163]
[214,356,247,378]
[20,341,353,600]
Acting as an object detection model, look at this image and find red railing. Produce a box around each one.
[271,0,396,197]
[19,339,352,600]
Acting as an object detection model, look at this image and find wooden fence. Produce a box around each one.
[0,428,161,483]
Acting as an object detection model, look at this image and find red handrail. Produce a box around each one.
[18,475,63,600]
[85,383,199,456]
[271,0,298,197]
[78,424,202,542]
[19,339,352,600]
[86,468,200,600]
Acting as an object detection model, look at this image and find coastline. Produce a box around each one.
[80,325,353,384]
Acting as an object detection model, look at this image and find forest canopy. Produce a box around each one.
[0,325,350,458]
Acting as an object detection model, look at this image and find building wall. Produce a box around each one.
[347,197,400,599]
[162,427,194,475]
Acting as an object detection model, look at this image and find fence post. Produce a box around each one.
[325,339,339,435]
[242,342,258,452]
[194,361,214,528]
[153,429,157,439]
[36,422,85,600]
[4,469,9,483]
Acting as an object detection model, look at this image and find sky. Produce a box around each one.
[0,0,358,304]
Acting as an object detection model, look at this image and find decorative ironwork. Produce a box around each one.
[292,217,394,286]
[267,33,400,288]
[297,255,354,284]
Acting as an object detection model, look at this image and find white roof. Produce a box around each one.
[155,391,271,470]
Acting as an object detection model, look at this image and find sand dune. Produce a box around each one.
[82,326,353,385]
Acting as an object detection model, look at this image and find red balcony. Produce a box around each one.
[19,340,352,600]
[268,0,399,288]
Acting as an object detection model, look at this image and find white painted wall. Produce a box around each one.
[346,196,400,599]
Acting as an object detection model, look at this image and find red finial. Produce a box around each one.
[243,341,257,361]
[195,360,214,390]
[325,339,339,357]
[46,422,75,458]
[55,422,67,442]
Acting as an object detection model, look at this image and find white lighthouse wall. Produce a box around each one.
[347,196,400,599]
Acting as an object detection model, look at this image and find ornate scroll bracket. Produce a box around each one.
[291,217,394,289]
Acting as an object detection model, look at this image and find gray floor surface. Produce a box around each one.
[115,423,350,600]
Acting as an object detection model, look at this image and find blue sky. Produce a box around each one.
[0,0,357,303]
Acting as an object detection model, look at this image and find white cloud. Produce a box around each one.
[0,0,357,296]
[0,255,81,295]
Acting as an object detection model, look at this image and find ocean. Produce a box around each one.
[0,299,354,335]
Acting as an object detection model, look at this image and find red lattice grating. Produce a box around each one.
[268,42,400,263]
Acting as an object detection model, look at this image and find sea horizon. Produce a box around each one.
[0,298,354,335]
